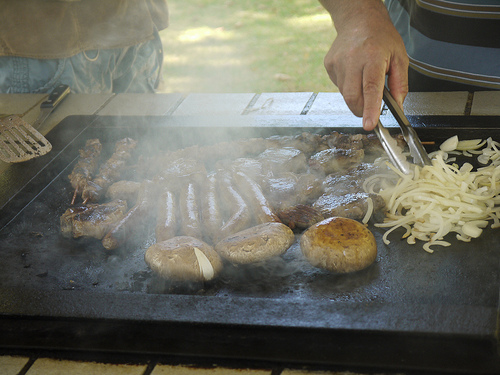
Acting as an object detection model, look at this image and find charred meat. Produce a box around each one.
[262,172,323,211]
[68,138,102,202]
[61,199,128,239]
[309,147,365,175]
[313,192,385,221]
[323,163,387,195]
[323,131,365,151]
[277,204,324,230]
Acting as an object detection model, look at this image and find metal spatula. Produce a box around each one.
[0,84,70,163]
[0,115,53,163]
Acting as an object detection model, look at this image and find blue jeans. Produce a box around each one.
[0,30,163,94]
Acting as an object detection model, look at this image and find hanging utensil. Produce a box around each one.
[32,84,71,129]
[0,84,70,163]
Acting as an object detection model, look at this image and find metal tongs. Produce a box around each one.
[374,86,432,174]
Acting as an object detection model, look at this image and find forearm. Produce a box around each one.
[318,0,409,130]
[319,0,390,32]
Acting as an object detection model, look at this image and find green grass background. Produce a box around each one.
[158,0,339,93]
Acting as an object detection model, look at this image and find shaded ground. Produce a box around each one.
[158,0,338,93]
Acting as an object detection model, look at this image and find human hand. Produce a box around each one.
[322,0,409,131]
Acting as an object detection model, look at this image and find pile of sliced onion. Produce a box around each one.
[363,136,500,253]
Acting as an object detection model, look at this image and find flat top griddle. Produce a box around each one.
[0,115,499,374]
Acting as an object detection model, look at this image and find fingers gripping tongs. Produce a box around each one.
[374,87,432,174]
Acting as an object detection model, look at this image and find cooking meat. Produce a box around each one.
[323,162,387,195]
[266,132,325,155]
[262,172,299,210]
[192,137,270,162]
[263,172,324,211]
[60,199,128,239]
[309,147,364,175]
[312,192,385,221]
[105,180,141,205]
[232,171,281,224]
[215,170,252,243]
[155,158,207,188]
[217,157,265,185]
[62,129,389,254]
[324,131,365,150]
[258,147,308,175]
[295,173,324,204]
[68,138,102,198]
[146,137,272,177]
[323,175,363,196]
[102,180,157,250]
[178,181,203,239]
[362,133,407,161]
[277,204,324,230]
[155,188,178,242]
[200,174,223,245]
[362,133,385,159]
[82,137,138,203]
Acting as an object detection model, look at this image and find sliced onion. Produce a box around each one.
[440,135,458,152]
[456,139,486,151]
[193,247,215,281]
[362,197,373,224]
[369,138,500,252]
[462,220,489,238]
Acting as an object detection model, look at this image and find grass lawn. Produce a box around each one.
[158,0,338,94]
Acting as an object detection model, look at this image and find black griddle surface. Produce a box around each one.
[0,115,499,374]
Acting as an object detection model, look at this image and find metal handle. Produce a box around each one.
[41,84,71,109]
[374,120,411,175]
[382,87,432,167]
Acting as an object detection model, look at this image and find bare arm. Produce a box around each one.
[319,0,409,130]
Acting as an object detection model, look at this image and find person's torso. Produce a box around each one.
[0,0,169,59]
[386,0,500,89]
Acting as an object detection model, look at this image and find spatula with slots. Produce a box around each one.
[0,84,70,163]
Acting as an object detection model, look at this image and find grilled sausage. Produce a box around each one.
[155,188,178,242]
[232,171,281,224]
[215,171,252,243]
[102,180,157,250]
[106,180,141,206]
[178,182,203,239]
[82,137,137,202]
[200,174,222,245]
